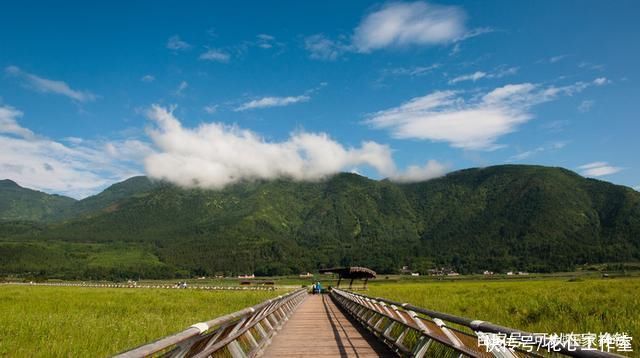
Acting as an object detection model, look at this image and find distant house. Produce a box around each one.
[427,267,459,276]
[483,270,494,275]
[506,271,514,275]
[238,274,255,279]
[517,271,529,275]
[411,272,420,276]
[299,272,314,278]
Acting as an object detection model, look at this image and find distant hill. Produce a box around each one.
[1,165,639,279]
[0,179,75,221]
[55,176,161,220]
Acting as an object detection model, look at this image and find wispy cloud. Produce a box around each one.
[578,162,622,177]
[141,74,155,83]
[304,34,347,61]
[166,35,191,51]
[144,105,446,188]
[449,71,487,84]
[255,34,283,49]
[366,79,606,150]
[0,104,151,198]
[579,62,605,71]
[352,2,466,53]
[448,67,518,84]
[235,95,310,111]
[0,106,35,139]
[578,100,594,112]
[384,64,441,77]
[593,77,610,86]
[203,105,218,114]
[5,66,97,102]
[538,54,568,64]
[175,81,188,96]
[199,49,230,63]
[389,160,448,182]
[305,1,486,60]
[507,141,567,162]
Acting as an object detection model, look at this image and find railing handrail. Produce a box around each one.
[115,288,307,357]
[332,288,625,358]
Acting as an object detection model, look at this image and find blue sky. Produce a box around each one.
[0,0,638,198]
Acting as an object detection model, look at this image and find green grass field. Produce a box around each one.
[1,276,639,357]
[366,276,640,354]
[0,286,281,357]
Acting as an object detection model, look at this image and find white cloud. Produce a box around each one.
[256,34,279,49]
[304,1,485,60]
[366,79,602,150]
[304,34,346,61]
[578,100,594,112]
[453,27,494,42]
[390,160,448,182]
[199,49,230,63]
[0,105,151,198]
[175,81,188,96]
[166,35,191,51]
[545,55,568,63]
[449,71,486,84]
[593,77,610,86]
[203,105,218,114]
[633,185,640,192]
[0,106,34,139]
[385,64,441,77]
[235,95,310,111]
[579,62,605,71]
[578,162,622,177]
[507,141,567,162]
[448,67,517,84]
[5,66,97,102]
[352,2,466,52]
[141,75,155,82]
[144,105,446,188]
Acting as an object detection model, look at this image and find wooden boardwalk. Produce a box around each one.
[262,294,393,357]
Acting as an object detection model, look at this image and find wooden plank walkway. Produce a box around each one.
[261,294,393,357]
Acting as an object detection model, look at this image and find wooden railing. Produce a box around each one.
[114,288,307,357]
[330,288,624,358]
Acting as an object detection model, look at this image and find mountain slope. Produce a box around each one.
[0,180,76,221]
[1,165,639,279]
[54,176,161,220]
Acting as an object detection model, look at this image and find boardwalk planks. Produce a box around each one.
[262,294,393,357]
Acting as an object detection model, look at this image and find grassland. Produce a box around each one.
[0,285,281,357]
[1,275,639,357]
[366,276,640,354]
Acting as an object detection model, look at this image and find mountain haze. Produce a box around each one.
[1,165,639,279]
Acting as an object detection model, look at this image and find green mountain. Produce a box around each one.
[55,176,160,220]
[1,165,639,280]
[0,179,76,221]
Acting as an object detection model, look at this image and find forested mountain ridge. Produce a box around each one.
[0,179,76,221]
[1,165,639,279]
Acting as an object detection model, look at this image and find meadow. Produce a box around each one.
[1,276,639,357]
[366,276,640,354]
[0,285,280,357]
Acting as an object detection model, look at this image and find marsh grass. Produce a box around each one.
[367,277,640,354]
[0,286,280,357]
